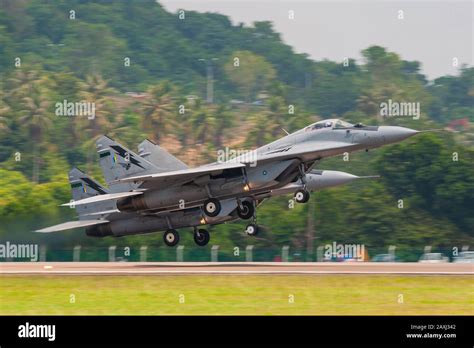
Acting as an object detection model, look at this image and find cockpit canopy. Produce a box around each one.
[304,119,354,132]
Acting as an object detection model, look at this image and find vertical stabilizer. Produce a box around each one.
[137,139,188,172]
[96,135,159,191]
[68,167,115,218]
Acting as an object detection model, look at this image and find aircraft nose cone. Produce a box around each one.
[379,126,419,144]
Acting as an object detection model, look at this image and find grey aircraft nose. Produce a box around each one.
[378,126,419,144]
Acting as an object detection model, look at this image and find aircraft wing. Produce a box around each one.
[35,219,109,233]
[114,162,246,185]
[243,141,355,164]
[61,191,144,207]
[106,142,352,186]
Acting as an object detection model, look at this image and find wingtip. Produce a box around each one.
[33,228,49,233]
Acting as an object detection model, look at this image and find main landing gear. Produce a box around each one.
[163,228,211,247]
[193,228,210,247]
[237,200,254,220]
[163,229,180,247]
[203,198,221,217]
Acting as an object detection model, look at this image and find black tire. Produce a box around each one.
[163,229,180,247]
[245,223,258,236]
[294,189,310,203]
[203,198,221,217]
[193,229,210,246]
[237,200,254,220]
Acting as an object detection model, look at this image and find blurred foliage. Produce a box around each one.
[0,0,472,254]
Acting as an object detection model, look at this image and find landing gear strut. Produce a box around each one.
[294,162,311,203]
[163,229,180,247]
[244,199,259,236]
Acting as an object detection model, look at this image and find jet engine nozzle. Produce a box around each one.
[117,195,149,212]
[86,223,113,237]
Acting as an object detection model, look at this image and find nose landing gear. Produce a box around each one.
[294,162,311,203]
[241,199,259,236]
[245,223,259,236]
[294,189,310,203]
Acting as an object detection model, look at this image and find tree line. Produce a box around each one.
[0,0,472,254]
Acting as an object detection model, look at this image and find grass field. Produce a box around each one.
[1,275,472,315]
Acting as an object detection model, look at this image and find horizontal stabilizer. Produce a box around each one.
[35,220,109,233]
[61,191,144,207]
[80,209,120,217]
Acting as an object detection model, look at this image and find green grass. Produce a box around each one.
[1,275,472,315]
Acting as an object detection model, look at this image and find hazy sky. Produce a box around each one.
[160,0,473,80]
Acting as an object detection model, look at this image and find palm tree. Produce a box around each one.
[7,70,42,102]
[141,81,175,141]
[173,96,193,147]
[77,74,116,170]
[267,96,287,137]
[245,111,275,147]
[213,104,234,148]
[19,86,52,183]
[190,103,216,145]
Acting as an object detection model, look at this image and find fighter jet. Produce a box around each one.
[36,119,418,246]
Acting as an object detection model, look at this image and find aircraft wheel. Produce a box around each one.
[245,223,259,236]
[237,200,254,220]
[294,189,310,203]
[163,229,180,247]
[193,229,210,246]
[203,198,221,217]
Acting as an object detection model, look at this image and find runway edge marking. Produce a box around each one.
[1,270,472,275]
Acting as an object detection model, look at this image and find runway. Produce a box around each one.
[0,262,472,275]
